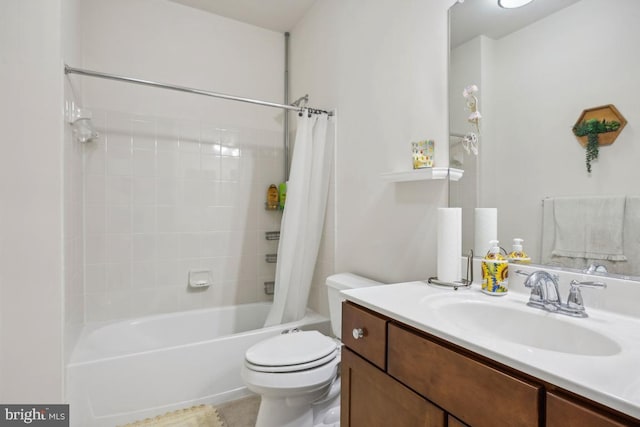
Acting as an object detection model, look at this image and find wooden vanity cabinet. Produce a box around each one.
[547,391,632,427]
[387,323,540,427]
[341,301,640,427]
[341,348,445,427]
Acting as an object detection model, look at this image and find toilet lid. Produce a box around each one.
[245,331,338,370]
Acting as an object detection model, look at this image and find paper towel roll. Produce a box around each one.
[474,208,497,257]
[437,208,462,282]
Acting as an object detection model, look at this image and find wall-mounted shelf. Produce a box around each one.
[573,104,627,147]
[381,167,463,183]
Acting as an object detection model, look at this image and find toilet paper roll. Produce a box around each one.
[474,208,497,257]
[437,208,462,283]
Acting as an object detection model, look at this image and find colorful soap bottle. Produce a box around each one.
[481,240,509,296]
[508,238,531,264]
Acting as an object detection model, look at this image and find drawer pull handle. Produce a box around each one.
[352,328,365,340]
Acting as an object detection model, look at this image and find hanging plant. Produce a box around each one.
[572,118,621,173]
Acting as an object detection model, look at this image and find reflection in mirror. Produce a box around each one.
[448,0,640,279]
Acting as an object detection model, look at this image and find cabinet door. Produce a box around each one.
[341,348,445,427]
[387,323,541,427]
[547,392,633,427]
[448,415,469,427]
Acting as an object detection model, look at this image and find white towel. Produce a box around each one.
[552,195,627,261]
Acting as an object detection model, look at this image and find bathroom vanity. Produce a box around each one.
[340,279,640,426]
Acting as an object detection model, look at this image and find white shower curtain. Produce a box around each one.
[264,112,332,326]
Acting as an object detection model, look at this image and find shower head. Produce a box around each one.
[73,117,98,143]
[68,106,98,143]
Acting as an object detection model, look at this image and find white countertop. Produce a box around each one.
[341,281,640,420]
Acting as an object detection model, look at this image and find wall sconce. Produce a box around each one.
[498,0,534,9]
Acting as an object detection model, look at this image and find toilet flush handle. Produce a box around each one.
[352,328,365,340]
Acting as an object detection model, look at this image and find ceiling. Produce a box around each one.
[170,0,317,32]
[169,0,582,45]
[450,0,582,48]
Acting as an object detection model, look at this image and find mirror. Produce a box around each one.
[449,0,640,279]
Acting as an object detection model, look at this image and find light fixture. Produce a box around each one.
[498,0,534,9]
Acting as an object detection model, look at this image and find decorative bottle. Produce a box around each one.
[481,240,509,296]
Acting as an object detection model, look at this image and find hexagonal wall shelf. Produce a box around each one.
[573,104,627,147]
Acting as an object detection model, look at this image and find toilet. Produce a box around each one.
[241,273,383,427]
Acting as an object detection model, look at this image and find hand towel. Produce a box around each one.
[552,195,627,261]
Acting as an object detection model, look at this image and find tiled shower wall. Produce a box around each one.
[83,109,284,322]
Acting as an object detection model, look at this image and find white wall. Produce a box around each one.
[290,0,455,285]
[0,0,65,402]
[481,0,640,261]
[78,0,287,321]
[62,0,85,374]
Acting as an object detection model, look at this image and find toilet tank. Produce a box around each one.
[325,273,383,339]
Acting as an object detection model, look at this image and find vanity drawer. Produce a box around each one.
[547,392,631,427]
[342,302,387,370]
[387,323,541,427]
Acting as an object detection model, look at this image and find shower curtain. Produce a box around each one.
[264,112,332,326]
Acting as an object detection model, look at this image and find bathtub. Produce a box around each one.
[66,302,331,427]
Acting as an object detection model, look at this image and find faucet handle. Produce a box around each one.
[566,280,606,313]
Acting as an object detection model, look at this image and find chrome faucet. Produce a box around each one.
[584,263,608,274]
[522,271,561,311]
[518,270,606,318]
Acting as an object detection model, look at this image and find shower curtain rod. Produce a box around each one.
[64,65,333,116]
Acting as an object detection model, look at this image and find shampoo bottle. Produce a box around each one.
[508,238,531,264]
[266,184,279,210]
[481,240,509,296]
[278,182,287,209]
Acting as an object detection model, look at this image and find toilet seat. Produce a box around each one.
[245,331,339,373]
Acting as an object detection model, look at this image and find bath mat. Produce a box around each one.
[119,404,225,427]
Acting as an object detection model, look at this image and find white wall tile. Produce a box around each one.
[133,177,155,205]
[106,145,132,176]
[156,233,180,260]
[132,262,157,290]
[106,204,131,234]
[106,262,132,291]
[85,234,106,264]
[106,176,132,205]
[106,234,132,264]
[85,205,106,235]
[133,148,156,177]
[155,260,183,288]
[180,233,201,259]
[84,113,288,321]
[85,264,107,293]
[156,150,180,178]
[133,234,157,262]
[200,154,221,181]
[85,174,106,206]
[131,118,156,151]
[133,205,156,233]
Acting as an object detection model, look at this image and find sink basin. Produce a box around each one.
[426,294,621,356]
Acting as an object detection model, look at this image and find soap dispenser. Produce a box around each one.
[508,238,531,264]
[481,240,509,296]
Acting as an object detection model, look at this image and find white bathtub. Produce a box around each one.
[66,302,331,427]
